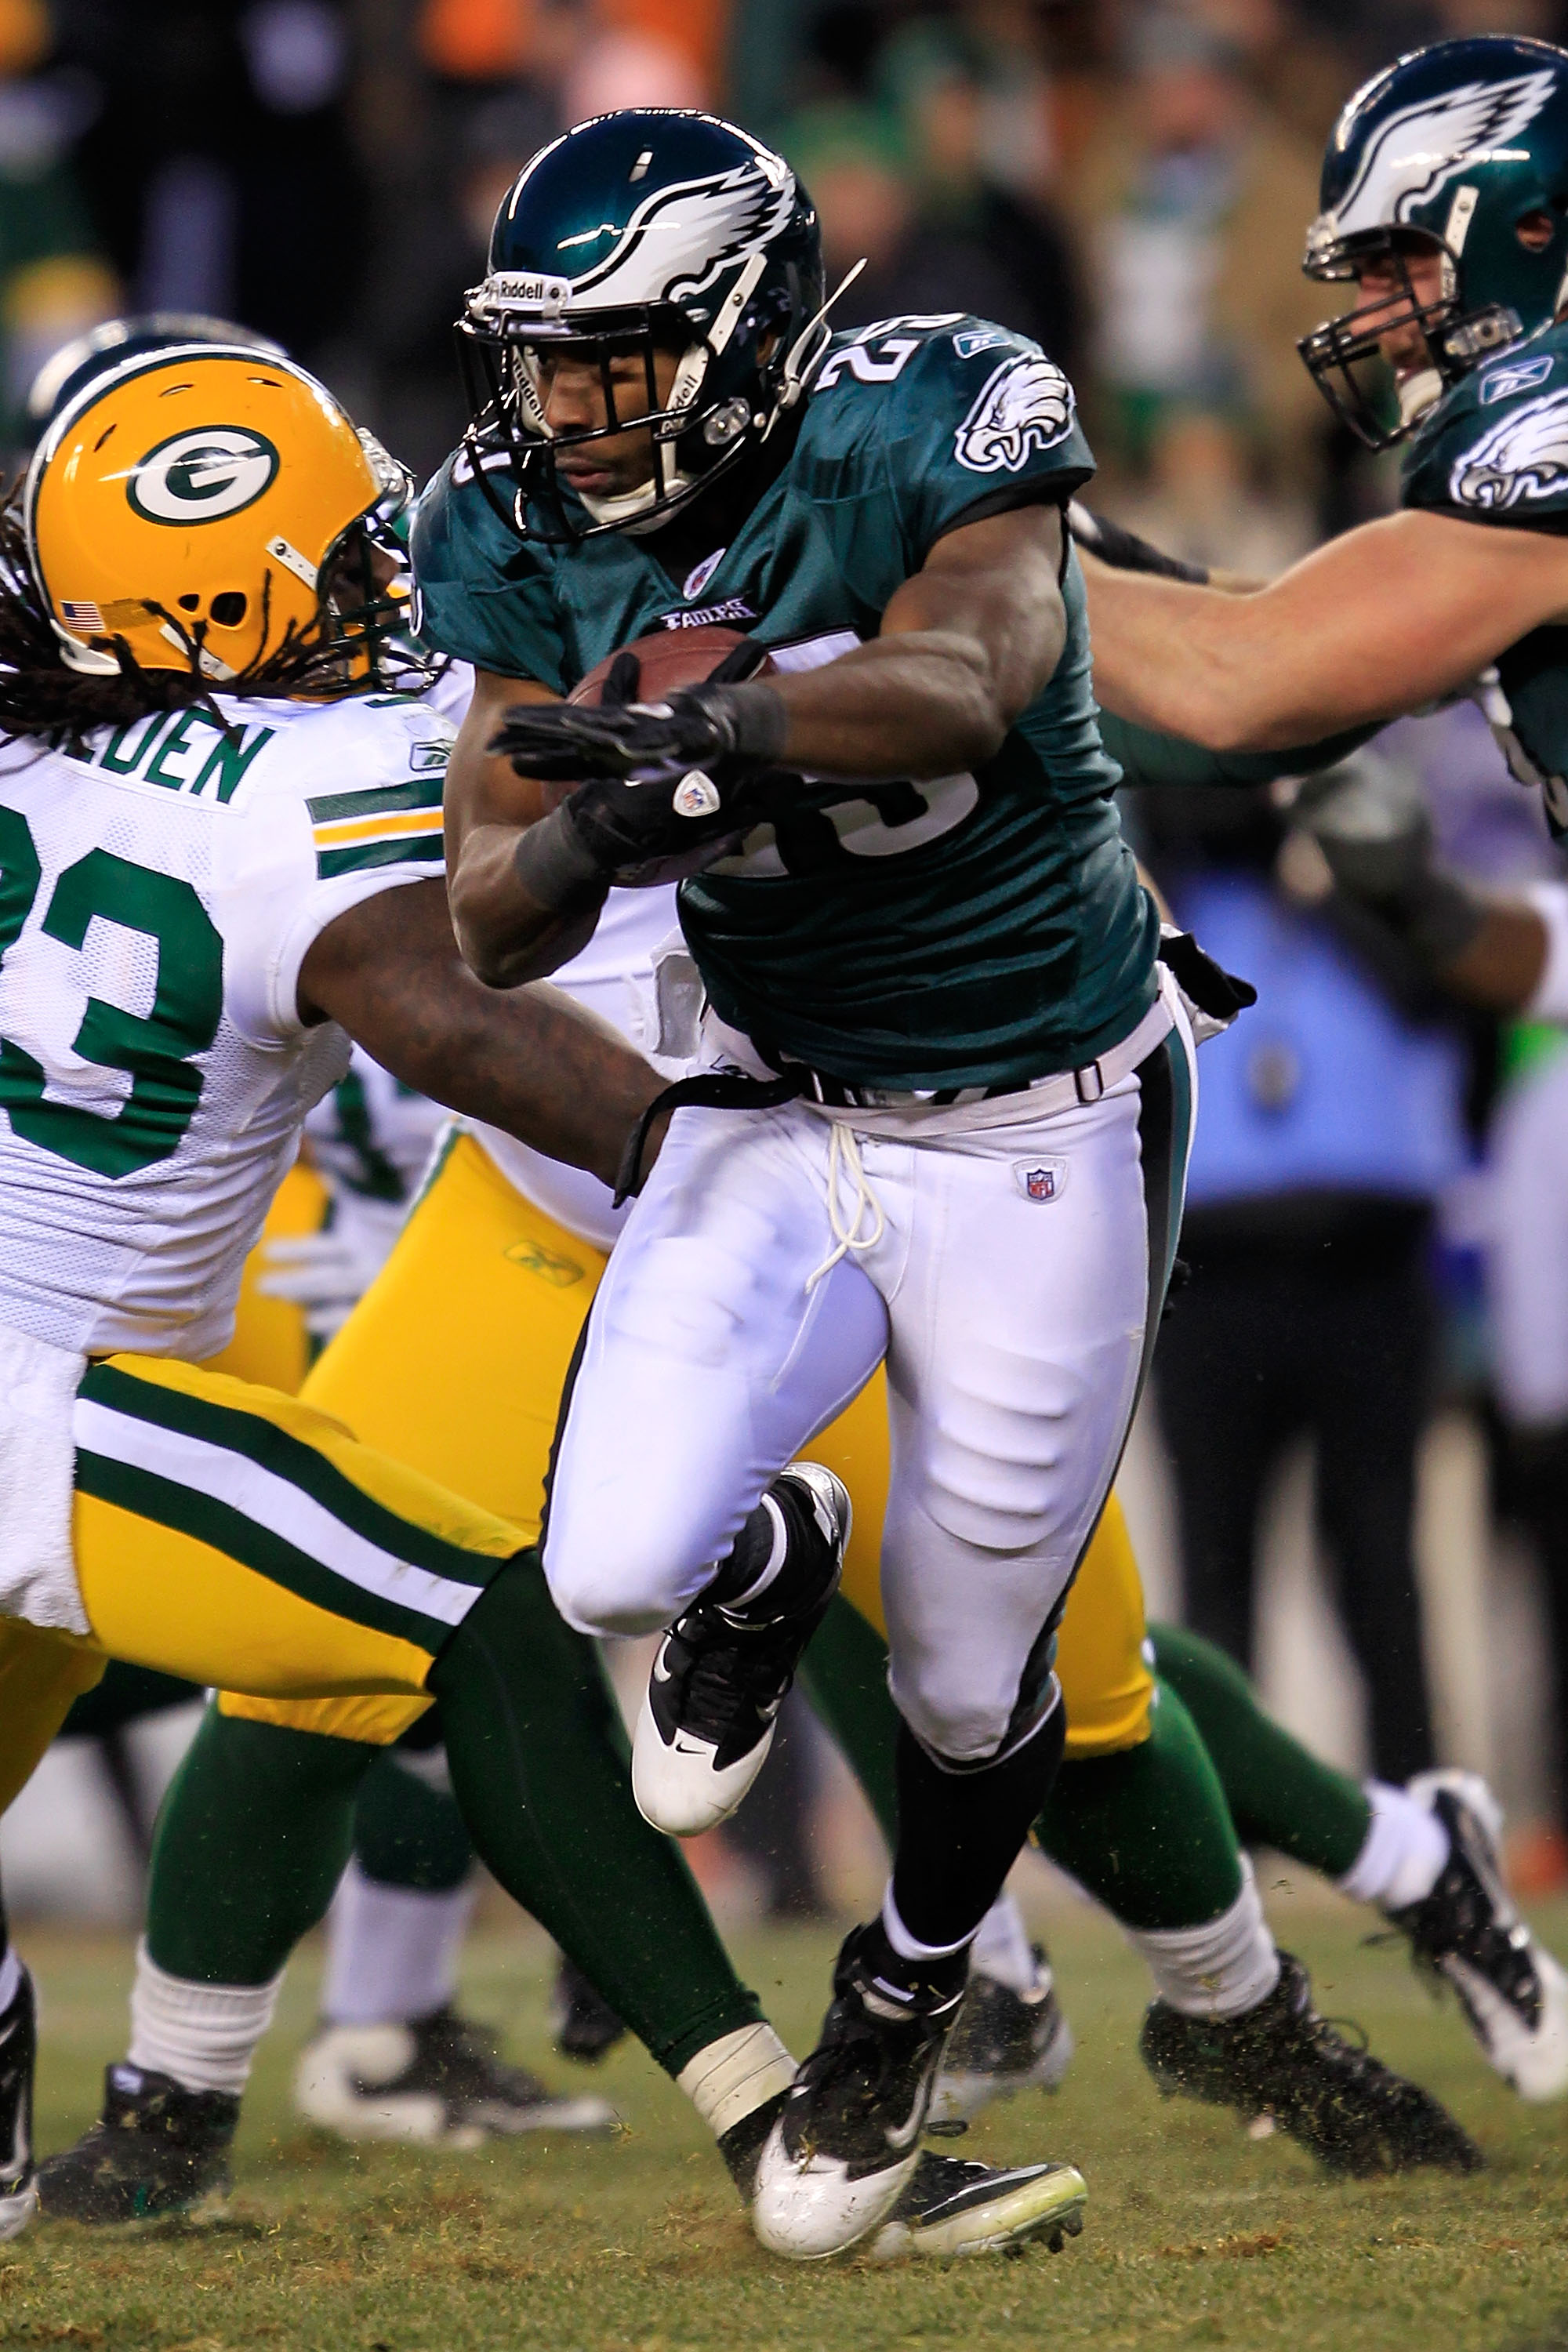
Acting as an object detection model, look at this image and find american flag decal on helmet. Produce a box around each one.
[61,600,105,631]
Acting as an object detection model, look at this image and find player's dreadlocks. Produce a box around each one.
[0,492,436,747]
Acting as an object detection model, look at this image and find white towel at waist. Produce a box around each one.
[0,1319,89,1634]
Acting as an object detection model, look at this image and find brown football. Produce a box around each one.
[569,621,772,710]
[557,622,777,887]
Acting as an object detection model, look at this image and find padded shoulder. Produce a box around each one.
[411,449,566,688]
[803,314,1094,561]
[1403,326,1568,528]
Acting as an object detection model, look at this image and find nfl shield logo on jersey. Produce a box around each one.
[1015,1160,1066,1202]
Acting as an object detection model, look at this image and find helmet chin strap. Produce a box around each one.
[769,258,867,431]
[1398,367,1443,425]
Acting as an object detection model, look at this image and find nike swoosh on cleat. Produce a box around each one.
[673,1737,713,1757]
[652,1653,673,1684]
[883,2103,924,2154]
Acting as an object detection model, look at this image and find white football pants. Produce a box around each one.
[543,1025,1194,1762]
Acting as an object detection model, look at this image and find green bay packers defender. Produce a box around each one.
[0,338,1089,2263]
[426,105,1218,2256]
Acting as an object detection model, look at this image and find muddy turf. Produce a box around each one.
[5,1882,1568,2352]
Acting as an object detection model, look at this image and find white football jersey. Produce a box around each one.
[0,688,451,1359]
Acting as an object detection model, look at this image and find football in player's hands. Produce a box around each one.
[494,623,786,887]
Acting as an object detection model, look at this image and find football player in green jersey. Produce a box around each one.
[1081,34,1568,837]
[424,107,1211,2256]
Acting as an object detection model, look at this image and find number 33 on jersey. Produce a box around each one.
[0,691,449,1361]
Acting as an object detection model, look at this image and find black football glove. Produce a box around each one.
[489,677,788,791]
[1292,750,1486,967]
[497,677,789,906]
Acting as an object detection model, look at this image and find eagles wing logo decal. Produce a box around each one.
[1450,385,1568,509]
[568,164,796,310]
[954,357,1075,474]
[1327,69,1557,238]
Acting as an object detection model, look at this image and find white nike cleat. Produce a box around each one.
[294,2008,617,2147]
[1391,1770,1568,2102]
[750,1923,966,2259]
[633,1464,849,1838]
[864,2153,1087,2262]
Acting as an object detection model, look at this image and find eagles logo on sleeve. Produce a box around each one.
[954,357,1076,476]
[1450,383,1568,507]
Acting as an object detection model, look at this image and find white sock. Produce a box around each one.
[321,1863,476,2027]
[881,1883,976,1965]
[1338,1780,1450,1911]
[969,1893,1038,1994]
[677,2023,797,2140]
[0,1947,21,2016]
[127,1940,284,2097]
[1127,1856,1281,2020]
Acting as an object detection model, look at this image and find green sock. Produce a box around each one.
[147,1706,372,1984]
[804,1600,1245,1930]
[430,1552,764,2078]
[1149,1621,1372,1879]
[353,1751,474,1893]
[1038,1686,1243,1929]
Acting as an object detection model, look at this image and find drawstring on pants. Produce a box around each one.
[807,1123,886,1291]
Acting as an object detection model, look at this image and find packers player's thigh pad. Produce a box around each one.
[200,1154,330,1395]
[71,1352,524,1704]
[0,1616,107,1816]
[227,1131,607,1745]
[1052,1489,1155,1758]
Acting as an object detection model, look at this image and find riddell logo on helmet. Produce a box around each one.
[127,427,281,527]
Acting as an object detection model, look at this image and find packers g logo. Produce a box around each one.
[127,428,280,526]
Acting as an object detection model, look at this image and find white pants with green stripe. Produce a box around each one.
[544,1013,1196,1764]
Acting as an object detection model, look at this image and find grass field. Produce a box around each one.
[5,1878,1568,2352]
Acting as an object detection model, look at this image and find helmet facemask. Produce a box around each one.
[1299,223,1523,449]
[456,269,796,546]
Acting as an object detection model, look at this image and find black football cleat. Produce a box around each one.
[0,1962,37,2241]
[552,1955,630,2063]
[750,1922,967,2256]
[633,1464,849,1836]
[294,2005,616,2145]
[929,1944,1074,2128]
[1389,1772,1568,2101]
[1139,1951,1483,2177]
[38,2063,238,2223]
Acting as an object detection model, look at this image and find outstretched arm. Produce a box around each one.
[296,878,661,1189]
[1083,509,1568,753]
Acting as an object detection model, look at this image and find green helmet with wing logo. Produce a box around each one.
[456,107,826,543]
[1301,34,1568,446]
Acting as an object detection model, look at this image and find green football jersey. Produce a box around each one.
[413,316,1159,1091]
[1402,321,1568,835]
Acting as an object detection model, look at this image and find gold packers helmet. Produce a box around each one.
[24,343,419,690]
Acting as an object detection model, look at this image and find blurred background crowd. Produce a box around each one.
[11,0,1568,1926]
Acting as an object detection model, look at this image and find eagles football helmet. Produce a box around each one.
[456,107,826,543]
[1301,34,1568,446]
[26,343,423,692]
